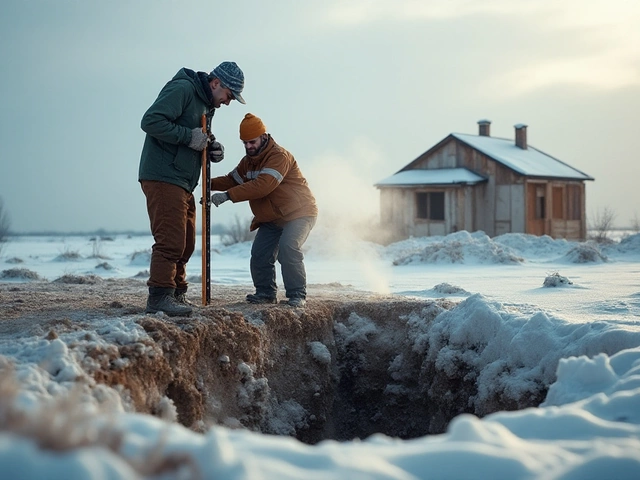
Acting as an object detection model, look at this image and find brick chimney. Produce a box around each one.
[514,123,528,149]
[478,119,491,137]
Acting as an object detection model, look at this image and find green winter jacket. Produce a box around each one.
[138,68,215,193]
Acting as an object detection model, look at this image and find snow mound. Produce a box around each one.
[542,346,640,409]
[53,274,104,285]
[131,270,149,279]
[392,231,523,265]
[398,283,471,298]
[494,233,573,259]
[94,262,116,271]
[562,243,607,263]
[614,233,640,253]
[129,250,151,266]
[433,282,470,295]
[1,268,42,281]
[5,257,24,264]
[52,251,83,262]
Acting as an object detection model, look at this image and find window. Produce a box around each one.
[416,192,445,220]
[552,186,564,219]
[535,187,546,219]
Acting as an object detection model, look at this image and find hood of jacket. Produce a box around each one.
[174,68,215,108]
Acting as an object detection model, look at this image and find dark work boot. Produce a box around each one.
[146,287,193,316]
[287,296,306,307]
[246,293,278,304]
[174,288,196,307]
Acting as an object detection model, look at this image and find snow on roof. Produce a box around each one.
[452,133,594,180]
[375,167,487,188]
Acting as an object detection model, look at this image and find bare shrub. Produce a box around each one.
[631,212,640,233]
[221,215,255,246]
[0,197,10,256]
[588,206,617,244]
[88,238,111,260]
[563,243,607,263]
[53,248,83,262]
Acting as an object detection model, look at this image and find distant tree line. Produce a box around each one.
[3,224,230,237]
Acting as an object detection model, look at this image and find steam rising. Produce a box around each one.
[302,137,393,294]
[304,136,385,233]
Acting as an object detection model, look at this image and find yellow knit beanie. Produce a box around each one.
[239,113,267,141]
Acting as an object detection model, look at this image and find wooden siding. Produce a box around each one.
[526,182,546,236]
[380,189,409,238]
[524,180,586,239]
[380,186,475,239]
[457,142,527,237]
[511,184,526,232]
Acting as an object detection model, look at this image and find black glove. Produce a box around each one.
[207,140,225,163]
[211,192,230,207]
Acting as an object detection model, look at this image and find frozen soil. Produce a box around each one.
[0,279,547,443]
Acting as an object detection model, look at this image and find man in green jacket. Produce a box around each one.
[139,61,245,316]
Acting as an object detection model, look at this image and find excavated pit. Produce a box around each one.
[0,281,548,443]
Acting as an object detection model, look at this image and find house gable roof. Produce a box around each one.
[375,167,487,188]
[396,133,594,182]
[451,133,594,180]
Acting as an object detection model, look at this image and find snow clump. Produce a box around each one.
[543,272,573,287]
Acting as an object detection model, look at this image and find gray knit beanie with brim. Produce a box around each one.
[211,61,246,104]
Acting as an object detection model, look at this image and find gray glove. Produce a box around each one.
[188,127,209,151]
[207,141,225,163]
[211,192,230,207]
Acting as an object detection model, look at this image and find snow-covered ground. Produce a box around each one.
[1,229,640,479]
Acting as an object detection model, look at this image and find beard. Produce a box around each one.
[245,136,266,156]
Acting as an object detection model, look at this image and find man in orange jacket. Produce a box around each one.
[210,113,318,307]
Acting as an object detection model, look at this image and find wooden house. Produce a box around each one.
[375,120,594,240]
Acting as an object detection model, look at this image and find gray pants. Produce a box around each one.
[250,216,316,299]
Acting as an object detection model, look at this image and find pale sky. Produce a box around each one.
[1,0,639,233]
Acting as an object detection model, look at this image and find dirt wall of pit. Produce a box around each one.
[0,281,548,444]
[87,300,547,443]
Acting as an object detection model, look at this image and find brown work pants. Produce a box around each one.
[141,180,196,290]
